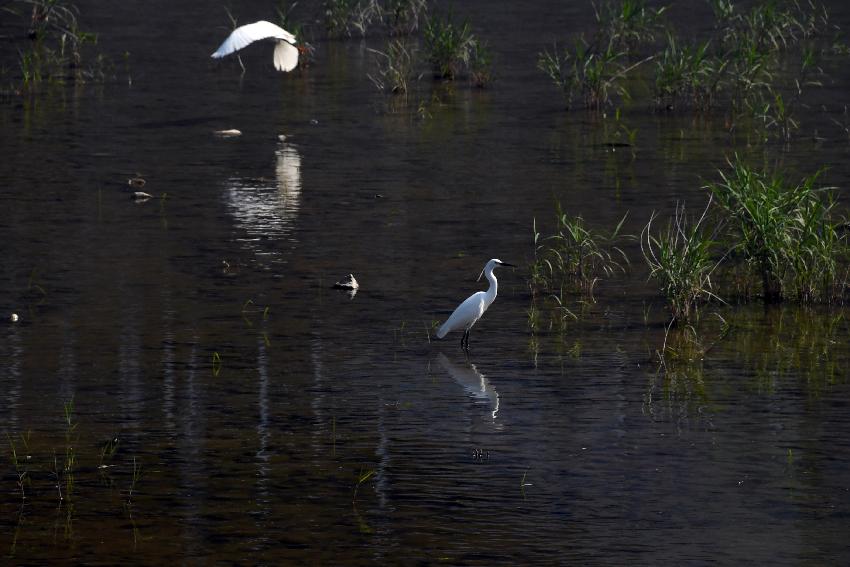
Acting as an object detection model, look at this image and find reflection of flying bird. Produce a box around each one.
[275,143,302,199]
[437,354,499,419]
[211,21,300,72]
[436,259,515,350]
[225,141,301,240]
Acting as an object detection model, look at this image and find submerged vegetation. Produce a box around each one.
[3,400,143,545]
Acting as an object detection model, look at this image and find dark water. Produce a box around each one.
[2,1,850,563]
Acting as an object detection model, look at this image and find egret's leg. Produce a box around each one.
[462,330,470,351]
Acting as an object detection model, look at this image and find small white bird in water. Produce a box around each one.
[211,20,300,72]
[436,259,515,350]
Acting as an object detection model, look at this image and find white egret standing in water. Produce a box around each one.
[211,21,300,72]
[436,259,515,350]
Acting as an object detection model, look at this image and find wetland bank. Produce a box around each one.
[2,0,850,563]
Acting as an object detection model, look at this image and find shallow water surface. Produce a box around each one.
[2,1,850,563]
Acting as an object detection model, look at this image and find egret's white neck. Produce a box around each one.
[484,267,498,306]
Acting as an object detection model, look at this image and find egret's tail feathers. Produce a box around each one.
[273,40,299,72]
[436,323,449,339]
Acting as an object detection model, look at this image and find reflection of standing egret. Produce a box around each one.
[437,353,500,419]
[436,259,515,350]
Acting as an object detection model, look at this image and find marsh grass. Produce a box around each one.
[592,0,668,52]
[752,47,823,141]
[830,105,850,141]
[324,0,357,37]
[655,34,725,111]
[351,0,383,37]
[60,397,78,501]
[383,0,428,36]
[538,0,662,109]
[4,406,147,542]
[543,0,833,133]
[326,0,428,38]
[538,38,652,110]
[532,204,629,298]
[368,39,420,94]
[716,1,832,134]
[212,351,223,377]
[127,456,142,504]
[709,156,846,303]
[7,431,32,500]
[538,40,626,110]
[467,37,493,88]
[99,436,119,468]
[423,12,474,80]
[352,467,375,504]
[276,0,303,37]
[642,199,726,322]
[9,0,104,91]
[276,0,312,60]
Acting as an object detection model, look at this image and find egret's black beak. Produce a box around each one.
[500,262,516,267]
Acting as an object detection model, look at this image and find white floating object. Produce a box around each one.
[10,313,19,322]
[215,129,242,137]
[333,274,359,290]
[131,191,154,202]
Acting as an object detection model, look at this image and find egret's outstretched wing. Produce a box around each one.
[273,40,300,72]
[211,20,296,59]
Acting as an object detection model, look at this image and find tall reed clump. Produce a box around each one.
[326,0,429,37]
[708,156,846,303]
[368,39,420,94]
[276,0,313,60]
[383,0,428,35]
[532,204,629,298]
[592,0,667,53]
[540,0,834,134]
[642,199,725,321]
[10,0,103,91]
[538,0,661,109]
[423,11,492,82]
[538,39,631,110]
[423,12,472,79]
[654,34,726,111]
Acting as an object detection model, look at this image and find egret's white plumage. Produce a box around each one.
[211,20,299,72]
[436,259,514,350]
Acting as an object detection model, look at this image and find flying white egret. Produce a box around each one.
[211,20,300,72]
[436,259,515,350]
